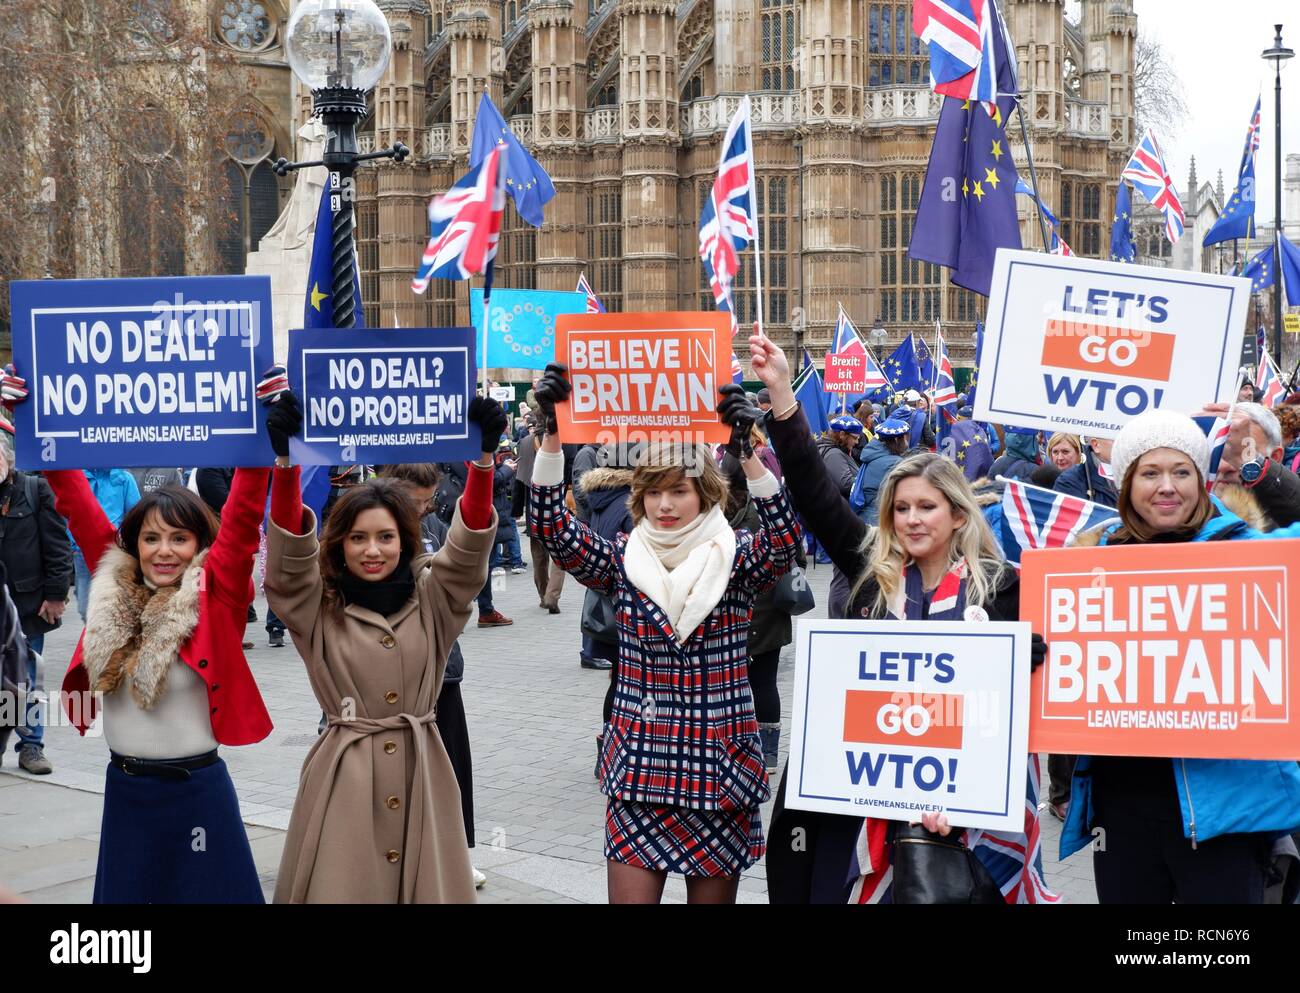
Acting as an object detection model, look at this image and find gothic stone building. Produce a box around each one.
[358,0,1138,370]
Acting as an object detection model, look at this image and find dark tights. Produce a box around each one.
[747,650,781,724]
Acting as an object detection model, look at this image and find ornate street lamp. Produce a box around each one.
[1262,24,1293,363]
[274,0,410,329]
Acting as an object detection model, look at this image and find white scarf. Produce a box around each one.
[623,504,736,645]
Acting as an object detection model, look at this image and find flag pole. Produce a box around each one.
[745,96,766,340]
[481,270,492,399]
[1014,98,1053,253]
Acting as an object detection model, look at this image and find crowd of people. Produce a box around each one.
[2,336,1300,906]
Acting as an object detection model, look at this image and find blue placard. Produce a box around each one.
[470,288,588,369]
[9,276,277,470]
[288,327,479,466]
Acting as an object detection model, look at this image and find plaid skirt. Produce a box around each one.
[605,798,766,878]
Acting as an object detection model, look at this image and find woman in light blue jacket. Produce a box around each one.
[1059,409,1300,903]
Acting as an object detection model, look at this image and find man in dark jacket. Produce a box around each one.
[438,458,514,627]
[1209,401,1300,529]
[0,440,72,774]
[989,429,1040,482]
[0,563,33,773]
[575,456,633,672]
[1053,436,1117,508]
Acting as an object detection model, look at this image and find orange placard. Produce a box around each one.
[554,312,732,445]
[1021,540,1300,759]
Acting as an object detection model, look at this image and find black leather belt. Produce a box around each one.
[110,749,219,781]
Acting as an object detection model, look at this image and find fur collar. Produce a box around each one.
[81,545,207,709]
[1073,486,1269,548]
[577,466,635,493]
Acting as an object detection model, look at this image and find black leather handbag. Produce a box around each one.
[772,567,816,615]
[890,824,1005,905]
[580,588,618,645]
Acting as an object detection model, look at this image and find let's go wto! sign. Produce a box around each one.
[974,251,1251,439]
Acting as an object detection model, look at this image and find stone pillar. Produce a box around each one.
[620,0,679,311]
[799,0,866,353]
[449,0,504,159]
[530,0,586,293]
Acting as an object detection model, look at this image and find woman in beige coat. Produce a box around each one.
[261,391,505,903]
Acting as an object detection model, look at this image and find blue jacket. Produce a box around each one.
[69,469,140,553]
[849,439,901,524]
[1052,452,1116,508]
[1060,495,1300,858]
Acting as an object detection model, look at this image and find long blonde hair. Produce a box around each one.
[850,452,1006,615]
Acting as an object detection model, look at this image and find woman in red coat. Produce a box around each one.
[39,376,284,902]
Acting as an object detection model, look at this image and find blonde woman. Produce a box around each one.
[1046,432,1083,471]
[529,365,800,904]
[746,332,1052,905]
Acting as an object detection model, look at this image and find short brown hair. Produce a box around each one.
[1110,450,1213,543]
[380,463,442,488]
[1275,404,1300,445]
[319,479,423,611]
[117,486,219,560]
[626,443,729,525]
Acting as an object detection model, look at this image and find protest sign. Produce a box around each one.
[554,313,731,446]
[974,250,1250,438]
[786,619,1031,832]
[1021,540,1300,760]
[288,327,478,466]
[470,288,588,370]
[824,352,872,394]
[489,386,514,403]
[9,275,276,470]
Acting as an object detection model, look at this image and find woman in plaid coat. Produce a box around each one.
[529,367,800,904]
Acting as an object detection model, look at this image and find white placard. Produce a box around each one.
[489,386,515,402]
[786,619,1031,833]
[974,249,1251,439]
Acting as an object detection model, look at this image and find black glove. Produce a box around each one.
[467,396,508,456]
[264,392,303,459]
[532,363,571,437]
[1031,633,1048,672]
[716,384,760,459]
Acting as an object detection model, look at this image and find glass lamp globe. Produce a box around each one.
[286,0,392,92]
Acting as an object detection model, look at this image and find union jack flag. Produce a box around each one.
[1205,416,1232,484]
[850,756,1060,904]
[1122,128,1185,244]
[699,96,756,317]
[1014,178,1074,257]
[831,307,890,391]
[412,147,506,293]
[1241,95,1262,174]
[913,0,1015,116]
[576,272,606,313]
[730,352,744,384]
[999,479,1118,568]
[931,329,959,418]
[1257,348,1286,408]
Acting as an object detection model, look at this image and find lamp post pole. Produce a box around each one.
[276,1,409,330]
[1263,24,1294,363]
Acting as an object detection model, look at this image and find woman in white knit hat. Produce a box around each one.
[1059,408,1300,903]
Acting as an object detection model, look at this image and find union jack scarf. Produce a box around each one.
[850,558,1060,904]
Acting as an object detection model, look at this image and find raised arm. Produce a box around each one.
[44,470,117,574]
[749,330,870,582]
[530,446,619,594]
[204,467,270,608]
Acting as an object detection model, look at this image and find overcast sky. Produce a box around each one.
[1128,1,1295,212]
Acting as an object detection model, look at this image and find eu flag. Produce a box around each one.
[877,334,927,397]
[908,3,1021,296]
[1204,98,1260,248]
[470,93,555,228]
[470,287,587,370]
[1241,245,1275,292]
[304,183,366,330]
[1279,235,1300,306]
[1110,182,1136,263]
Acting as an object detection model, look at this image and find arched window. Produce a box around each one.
[869,2,927,87]
[761,0,798,90]
[118,110,186,277]
[216,110,283,272]
[598,82,618,106]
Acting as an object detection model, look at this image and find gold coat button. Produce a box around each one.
[386,796,400,810]
[383,741,397,754]
[385,691,399,704]
[381,635,396,649]
[386,850,400,864]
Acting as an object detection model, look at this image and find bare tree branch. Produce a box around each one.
[1134,27,1188,138]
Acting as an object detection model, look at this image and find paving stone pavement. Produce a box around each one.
[0,541,1096,904]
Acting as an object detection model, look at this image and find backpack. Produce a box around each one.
[432,463,465,524]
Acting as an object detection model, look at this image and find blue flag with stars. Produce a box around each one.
[908,1,1021,296]
[1110,181,1136,263]
[1280,234,1300,307]
[875,334,927,398]
[304,182,365,329]
[470,92,555,228]
[1242,245,1275,292]
[1204,97,1259,248]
